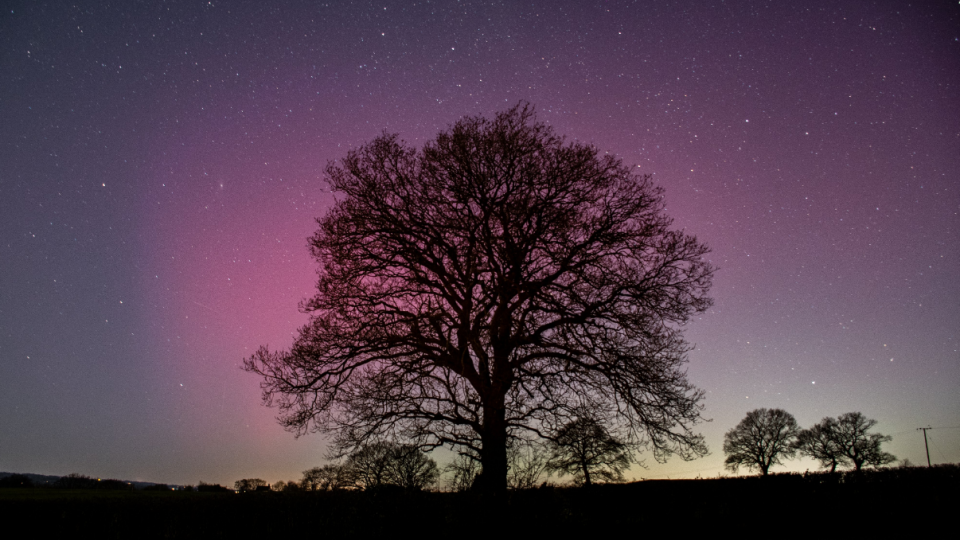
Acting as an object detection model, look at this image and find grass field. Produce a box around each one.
[1,466,955,537]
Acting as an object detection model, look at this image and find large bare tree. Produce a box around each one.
[830,412,896,471]
[244,103,714,493]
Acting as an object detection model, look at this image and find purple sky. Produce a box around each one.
[1,1,957,486]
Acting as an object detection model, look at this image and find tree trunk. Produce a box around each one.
[478,395,508,495]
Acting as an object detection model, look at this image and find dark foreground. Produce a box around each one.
[1,466,955,537]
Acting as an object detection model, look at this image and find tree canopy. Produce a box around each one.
[546,414,633,486]
[244,103,714,493]
[301,464,353,491]
[832,412,896,470]
[347,442,440,490]
[797,412,896,472]
[795,417,844,472]
[723,408,800,476]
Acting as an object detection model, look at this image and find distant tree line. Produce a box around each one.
[3,409,898,492]
[0,417,641,495]
[723,409,897,476]
[0,474,35,488]
[0,473,139,490]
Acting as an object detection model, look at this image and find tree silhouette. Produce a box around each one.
[384,444,440,490]
[301,464,353,491]
[244,103,714,493]
[344,442,439,490]
[831,412,896,471]
[447,441,550,491]
[54,473,98,490]
[507,441,551,490]
[796,412,896,471]
[546,415,632,486]
[345,442,394,489]
[445,453,482,492]
[796,417,845,472]
[723,408,800,476]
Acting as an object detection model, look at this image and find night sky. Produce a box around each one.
[2,1,957,486]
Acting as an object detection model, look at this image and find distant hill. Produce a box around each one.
[0,471,179,490]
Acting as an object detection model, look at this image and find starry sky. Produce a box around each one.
[1,1,958,486]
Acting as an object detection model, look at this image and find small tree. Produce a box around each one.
[301,464,354,491]
[300,468,323,491]
[386,444,440,490]
[723,408,800,476]
[281,479,303,492]
[347,442,395,489]
[272,480,303,492]
[796,417,845,472]
[832,412,896,471]
[346,442,439,490]
[507,442,550,490]
[445,454,482,492]
[546,415,632,486]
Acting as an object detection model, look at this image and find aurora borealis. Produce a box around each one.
[1,1,957,485]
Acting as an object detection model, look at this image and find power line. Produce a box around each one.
[926,432,950,463]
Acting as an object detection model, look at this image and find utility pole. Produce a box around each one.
[917,427,932,467]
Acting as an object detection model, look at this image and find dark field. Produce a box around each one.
[1,466,955,537]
